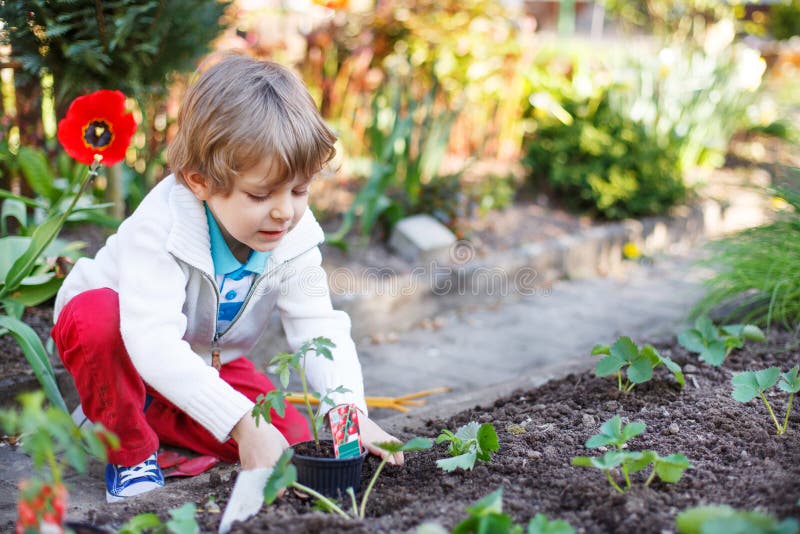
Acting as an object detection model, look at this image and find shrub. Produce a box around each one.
[769,1,800,40]
[523,89,686,220]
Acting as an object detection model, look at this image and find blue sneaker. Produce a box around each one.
[105,453,165,503]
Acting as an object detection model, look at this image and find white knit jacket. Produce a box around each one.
[54,175,367,442]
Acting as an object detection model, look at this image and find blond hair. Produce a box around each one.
[167,55,337,194]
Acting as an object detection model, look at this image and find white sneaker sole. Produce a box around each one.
[105,482,164,503]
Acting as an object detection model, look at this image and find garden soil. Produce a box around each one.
[71,329,799,533]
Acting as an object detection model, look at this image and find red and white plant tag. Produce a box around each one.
[328,403,363,459]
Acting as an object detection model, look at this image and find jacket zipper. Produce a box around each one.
[203,242,321,369]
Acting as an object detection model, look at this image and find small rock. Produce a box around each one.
[740,450,749,459]
[532,404,547,412]
[604,401,619,411]
[528,450,543,459]
[543,445,557,457]
[582,414,595,427]
[668,423,680,435]
[684,364,698,373]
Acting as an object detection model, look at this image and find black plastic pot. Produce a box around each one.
[292,439,367,497]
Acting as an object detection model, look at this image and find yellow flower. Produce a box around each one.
[623,242,641,260]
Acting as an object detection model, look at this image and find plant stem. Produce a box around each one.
[46,449,61,486]
[346,487,358,518]
[360,456,390,519]
[291,482,350,519]
[782,392,794,434]
[605,470,624,493]
[644,469,656,487]
[624,381,635,393]
[300,357,317,449]
[617,372,622,391]
[621,463,631,488]
[759,392,783,434]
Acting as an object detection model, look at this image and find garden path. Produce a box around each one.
[360,248,706,420]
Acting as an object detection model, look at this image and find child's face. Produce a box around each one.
[187,158,310,261]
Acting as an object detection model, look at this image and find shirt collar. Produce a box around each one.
[204,203,269,276]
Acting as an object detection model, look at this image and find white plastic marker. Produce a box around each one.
[218,467,272,534]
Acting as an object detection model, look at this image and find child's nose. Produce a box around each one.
[270,193,293,222]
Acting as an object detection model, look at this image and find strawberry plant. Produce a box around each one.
[592,336,684,392]
[676,504,800,534]
[435,421,499,472]
[0,391,118,534]
[678,316,765,367]
[118,503,199,534]
[251,337,350,450]
[571,415,691,493]
[417,488,575,534]
[263,437,432,520]
[731,366,800,435]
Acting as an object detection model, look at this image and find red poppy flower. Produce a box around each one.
[57,89,136,166]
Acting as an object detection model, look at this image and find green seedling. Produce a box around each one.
[676,504,799,534]
[251,337,350,450]
[678,316,765,366]
[118,502,199,534]
[264,437,432,520]
[444,488,575,534]
[571,415,690,493]
[592,336,684,392]
[435,421,499,472]
[731,365,800,435]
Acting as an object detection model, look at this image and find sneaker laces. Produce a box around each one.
[119,458,159,484]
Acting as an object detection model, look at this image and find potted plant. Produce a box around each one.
[252,337,366,497]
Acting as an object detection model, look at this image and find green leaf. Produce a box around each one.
[595,353,625,377]
[623,450,655,473]
[627,355,654,384]
[591,344,610,356]
[779,366,800,394]
[527,513,575,534]
[464,487,503,516]
[571,450,626,470]
[376,437,433,454]
[700,340,726,366]
[11,275,63,307]
[740,325,766,342]
[653,453,691,484]
[3,212,64,295]
[695,316,719,341]
[437,450,477,472]
[657,353,685,387]
[165,502,199,534]
[0,316,66,411]
[17,146,56,202]
[678,329,706,354]
[755,367,782,390]
[586,416,645,449]
[264,450,296,504]
[476,423,499,457]
[675,505,737,534]
[1,198,28,236]
[731,372,761,402]
[118,512,163,534]
[610,336,639,363]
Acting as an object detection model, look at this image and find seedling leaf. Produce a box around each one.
[731,371,762,402]
[596,353,625,377]
[700,340,726,366]
[437,450,477,472]
[591,344,610,356]
[653,453,691,483]
[779,366,800,394]
[165,503,199,534]
[627,356,654,384]
[571,450,626,470]
[476,423,500,459]
[677,329,706,354]
[527,513,576,534]
[264,450,296,505]
[610,336,639,363]
[376,437,433,454]
[586,416,645,449]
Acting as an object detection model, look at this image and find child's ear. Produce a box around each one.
[183,171,212,201]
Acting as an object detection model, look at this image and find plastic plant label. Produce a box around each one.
[329,403,363,459]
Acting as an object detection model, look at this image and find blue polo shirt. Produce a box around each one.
[205,204,270,333]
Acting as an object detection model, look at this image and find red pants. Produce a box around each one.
[52,288,311,466]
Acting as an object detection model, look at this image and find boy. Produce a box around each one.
[51,55,402,503]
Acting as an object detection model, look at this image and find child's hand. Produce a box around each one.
[231,414,289,470]
[359,414,404,466]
